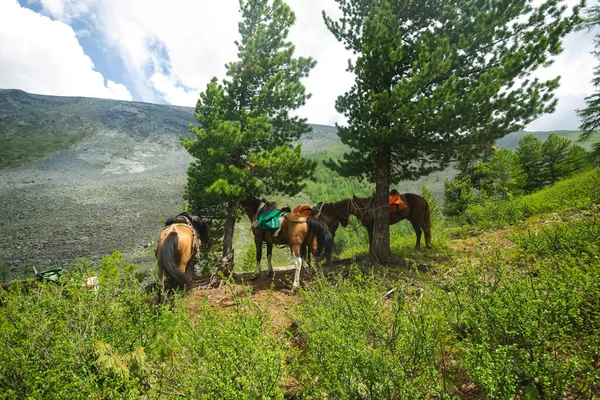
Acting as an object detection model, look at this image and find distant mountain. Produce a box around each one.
[496,129,598,151]
[0,89,340,169]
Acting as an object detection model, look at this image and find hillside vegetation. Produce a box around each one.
[1,168,598,399]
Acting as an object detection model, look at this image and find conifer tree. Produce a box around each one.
[182,0,316,265]
[472,148,526,200]
[516,134,546,193]
[324,0,580,263]
[542,133,591,184]
[577,4,600,163]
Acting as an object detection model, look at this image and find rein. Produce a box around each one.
[251,202,267,223]
[331,199,351,222]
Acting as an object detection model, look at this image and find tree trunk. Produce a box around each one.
[222,200,236,262]
[369,150,391,264]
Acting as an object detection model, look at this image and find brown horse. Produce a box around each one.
[156,212,210,297]
[242,196,333,290]
[311,199,353,238]
[349,193,432,249]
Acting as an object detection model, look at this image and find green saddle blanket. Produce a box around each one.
[257,210,282,230]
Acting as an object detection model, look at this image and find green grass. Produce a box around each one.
[0,130,89,169]
[453,168,600,231]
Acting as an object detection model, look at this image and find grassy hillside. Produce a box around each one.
[496,129,600,151]
[0,89,196,169]
[1,168,598,399]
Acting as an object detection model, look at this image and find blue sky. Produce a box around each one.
[0,0,597,130]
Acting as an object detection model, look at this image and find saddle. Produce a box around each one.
[389,193,407,213]
[293,205,313,217]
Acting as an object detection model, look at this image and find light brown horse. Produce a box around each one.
[156,212,210,297]
[242,196,333,290]
[349,193,432,249]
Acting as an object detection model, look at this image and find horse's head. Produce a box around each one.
[241,196,262,213]
[332,200,350,227]
[189,215,210,247]
[349,195,371,224]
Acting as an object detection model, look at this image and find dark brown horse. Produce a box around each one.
[311,199,353,238]
[242,197,333,290]
[156,212,210,297]
[349,193,432,249]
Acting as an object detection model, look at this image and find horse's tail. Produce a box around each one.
[158,232,189,292]
[307,217,334,265]
[423,197,431,229]
[420,195,432,247]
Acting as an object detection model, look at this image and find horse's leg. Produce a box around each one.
[254,233,263,276]
[291,244,303,291]
[410,219,422,249]
[303,244,311,269]
[157,254,166,302]
[310,241,324,278]
[266,241,274,276]
[422,219,432,249]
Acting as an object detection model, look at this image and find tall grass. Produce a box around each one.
[0,252,286,399]
[454,168,600,230]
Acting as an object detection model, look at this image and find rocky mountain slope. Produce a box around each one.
[0,89,338,279]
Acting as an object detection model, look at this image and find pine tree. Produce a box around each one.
[324,0,579,263]
[182,0,316,266]
[473,148,526,201]
[542,134,574,184]
[542,133,591,184]
[443,175,476,217]
[516,134,546,192]
[577,4,600,163]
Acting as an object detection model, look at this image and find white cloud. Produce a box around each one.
[287,0,354,126]
[526,29,598,131]
[32,0,353,121]
[39,0,93,21]
[0,0,132,101]
[63,0,241,105]
[9,0,599,130]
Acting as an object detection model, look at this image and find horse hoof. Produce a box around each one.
[250,272,260,280]
[266,270,274,277]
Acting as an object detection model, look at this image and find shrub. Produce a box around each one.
[0,253,288,399]
[454,168,600,230]
[514,217,600,261]
[291,269,447,399]
[446,255,600,399]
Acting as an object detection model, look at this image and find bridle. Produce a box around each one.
[332,199,351,225]
[348,197,370,223]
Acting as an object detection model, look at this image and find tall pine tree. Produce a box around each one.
[324,0,580,263]
[182,0,316,266]
[577,4,600,163]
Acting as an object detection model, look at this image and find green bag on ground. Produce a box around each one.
[257,210,282,230]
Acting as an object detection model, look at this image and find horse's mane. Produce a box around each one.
[322,199,352,217]
[165,212,208,237]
